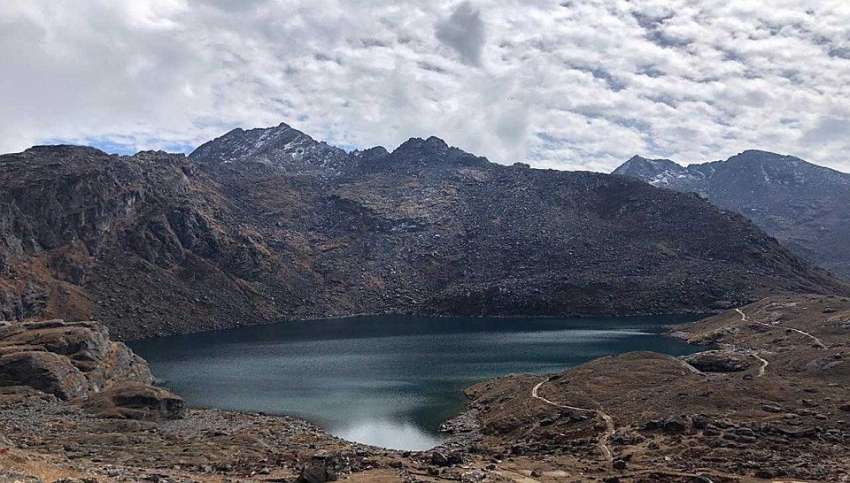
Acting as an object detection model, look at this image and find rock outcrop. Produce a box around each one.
[682,350,753,373]
[0,319,181,422]
[0,320,152,398]
[81,382,184,420]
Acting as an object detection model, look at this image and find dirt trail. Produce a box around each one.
[750,352,769,377]
[531,378,614,462]
[784,327,826,348]
[739,306,826,349]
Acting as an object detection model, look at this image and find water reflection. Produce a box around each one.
[334,419,444,451]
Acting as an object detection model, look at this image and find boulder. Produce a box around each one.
[644,416,688,433]
[0,351,88,399]
[298,452,341,483]
[683,350,753,373]
[82,382,184,421]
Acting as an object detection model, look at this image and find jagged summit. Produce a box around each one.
[189,122,349,177]
[614,155,699,189]
[614,150,850,278]
[389,135,488,169]
[394,136,450,153]
[189,124,491,176]
[615,155,685,178]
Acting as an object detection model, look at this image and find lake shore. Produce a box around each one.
[2,294,849,482]
[129,314,699,451]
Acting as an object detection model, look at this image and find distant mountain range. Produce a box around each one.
[614,150,850,279]
[0,126,845,339]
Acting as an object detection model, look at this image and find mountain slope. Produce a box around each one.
[0,129,845,340]
[614,150,850,278]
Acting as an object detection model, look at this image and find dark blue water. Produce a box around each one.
[131,315,699,450]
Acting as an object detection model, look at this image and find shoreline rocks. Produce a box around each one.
[0,319,184,426]
[0,320,153,400]
[81,382,184,421]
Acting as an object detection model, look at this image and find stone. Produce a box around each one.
[82,382,184,421]
[0,351,88,400]
[298,452,340,483]
[430,451,450,467]
[644,416,689,433]
[683,350,752,373]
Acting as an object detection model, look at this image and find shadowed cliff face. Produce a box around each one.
[614,150,850,279]
[0,126,846,340]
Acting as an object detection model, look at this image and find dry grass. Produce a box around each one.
[0,447,84,482]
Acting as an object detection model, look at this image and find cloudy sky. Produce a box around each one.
[2,0,849,172]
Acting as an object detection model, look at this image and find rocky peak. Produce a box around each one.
[388,136,488,169]
[613,149,850,279]
[189,122,350,178]
[615,155,683,174]
[729,149,796,162]
[720,150,836,185]
[350,146,389,161]
[395,136,450,155]
[613,155,696,187]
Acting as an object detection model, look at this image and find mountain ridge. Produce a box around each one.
[614,150,850,278]
[0,125,846,339]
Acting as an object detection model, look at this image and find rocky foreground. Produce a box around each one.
[2,294,850,482]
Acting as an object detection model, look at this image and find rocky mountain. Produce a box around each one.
[191,122,351,178]
[0,128,845,340]
[614,150,850,279]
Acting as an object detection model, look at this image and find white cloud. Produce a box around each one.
[1,0,849,172]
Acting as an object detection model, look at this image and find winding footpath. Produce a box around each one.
[734,308,769,377]
[531,378,614,463]
[750,353,769,377]
[735,307,826,378]
[782,327,827,349]
[737,307,825,347]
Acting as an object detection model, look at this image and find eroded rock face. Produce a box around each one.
[0,319,152,399]
[0,350,88,399]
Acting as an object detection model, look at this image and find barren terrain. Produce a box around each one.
[1,294,849,482]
